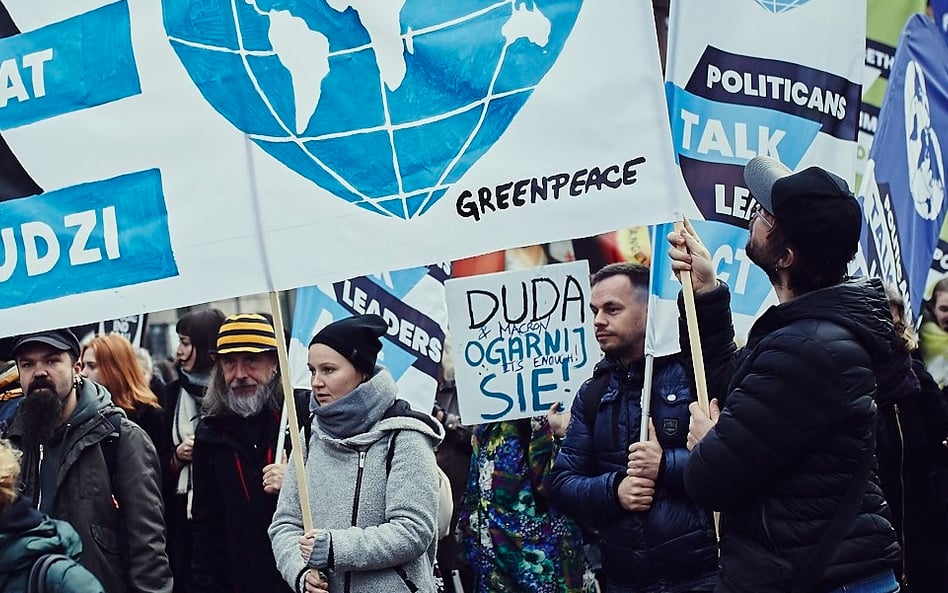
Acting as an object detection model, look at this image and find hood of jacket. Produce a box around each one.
[747,277,897,369]
[0,497,83,573]
[60,379,113,436]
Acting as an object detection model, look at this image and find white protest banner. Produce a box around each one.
[666,0,865,227]
[0,0,683,336]
[289,264,448,413]
[446,260,597,425]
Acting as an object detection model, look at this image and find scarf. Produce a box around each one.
[920,321,948,388]
[173,368,210,514]
[312,369,395,440]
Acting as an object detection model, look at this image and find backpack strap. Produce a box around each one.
[581,368,612,439]
[790,425,877,593]
[100,412,122,493]
[385,430,400,476]
[28,553,74,593]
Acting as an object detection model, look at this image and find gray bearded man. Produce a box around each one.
[189,313,300,593]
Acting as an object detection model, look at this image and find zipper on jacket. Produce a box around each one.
[35,444,44,509]
[894,404,907,587]
[345,450,367,593]
[351,450,366,525]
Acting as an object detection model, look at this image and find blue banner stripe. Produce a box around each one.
[667,83,820,168]
[0,169,178,308]
[0,1,141,130]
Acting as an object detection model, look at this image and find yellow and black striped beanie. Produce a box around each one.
[215,314,278,355]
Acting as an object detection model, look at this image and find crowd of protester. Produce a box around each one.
[0,154,947,593]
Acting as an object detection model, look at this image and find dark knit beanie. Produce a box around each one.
[308,314,388,375]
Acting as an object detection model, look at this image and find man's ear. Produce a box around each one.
[776,247,795,272]
[73,359,82,376]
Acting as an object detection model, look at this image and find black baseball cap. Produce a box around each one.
[13,329,81,360]
[744,156,862,268]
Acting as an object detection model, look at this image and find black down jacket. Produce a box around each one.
[680,279,900,593]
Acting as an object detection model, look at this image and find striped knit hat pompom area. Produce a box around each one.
[214,313,278,355]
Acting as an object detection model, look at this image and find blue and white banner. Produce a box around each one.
[0,2,140,130]
[0,169,176,309]
[856,15,948,323]
[445,260,597,424]
[648,220,777,356]
[858,0,928,192]
[665,0,865,228]
[289,264,448,413]
[0,0,686,336]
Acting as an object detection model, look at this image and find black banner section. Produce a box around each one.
[679,155,753,228]
[684,46,860,141]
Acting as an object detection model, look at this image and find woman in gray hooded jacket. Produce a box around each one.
[269,314,444,593]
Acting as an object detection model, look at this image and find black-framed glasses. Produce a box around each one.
[750,202,774,229]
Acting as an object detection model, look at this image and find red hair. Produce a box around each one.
[82,335,161,413]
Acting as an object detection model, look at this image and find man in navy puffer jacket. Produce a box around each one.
[550,263,718,593]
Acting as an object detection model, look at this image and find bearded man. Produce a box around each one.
[5,328,172,593]
[190,313,295,593]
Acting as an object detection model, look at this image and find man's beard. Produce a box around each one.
[223,381,273,418]
[19,379,67,445]
[746,235,782,282]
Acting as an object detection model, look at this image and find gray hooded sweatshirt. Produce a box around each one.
[269,367,444,593]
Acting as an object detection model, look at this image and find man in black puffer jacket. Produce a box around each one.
[668,156,900,593]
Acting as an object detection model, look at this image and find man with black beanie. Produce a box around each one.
[667,157,901,593]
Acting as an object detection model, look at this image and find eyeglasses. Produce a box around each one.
[750,202,774,229]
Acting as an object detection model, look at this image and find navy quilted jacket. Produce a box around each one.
[549,355,718,586]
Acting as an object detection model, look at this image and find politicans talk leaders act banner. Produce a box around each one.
[665,0,865,230]
[857,15,948,323]
[0,1,684,336]
[289,264,448,413]
[445,260,598,425]
[649,220,777,352]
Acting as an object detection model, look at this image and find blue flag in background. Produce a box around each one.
[933,0,948,44]
[856,15,948,323]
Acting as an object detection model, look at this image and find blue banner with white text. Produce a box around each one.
[0,169,177,308]
[0,1,141,130]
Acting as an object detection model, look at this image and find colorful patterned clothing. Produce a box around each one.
[459,418,589,593]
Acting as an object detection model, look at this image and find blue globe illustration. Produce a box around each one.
[753,0,811,13]
[161,0,582,219]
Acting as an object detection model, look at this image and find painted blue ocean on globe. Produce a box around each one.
[161,0,582,219]
[753,0,811,13]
